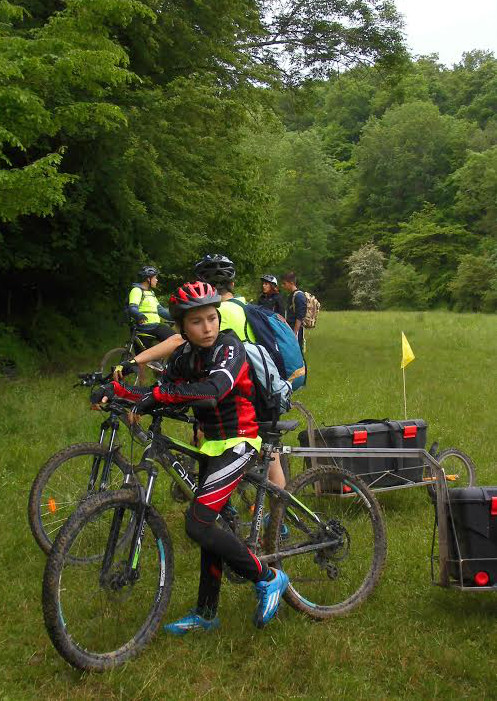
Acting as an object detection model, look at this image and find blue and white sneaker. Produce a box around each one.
[253,568,289,628]
[163,610,220,636]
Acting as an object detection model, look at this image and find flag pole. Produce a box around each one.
[402,366,407,419]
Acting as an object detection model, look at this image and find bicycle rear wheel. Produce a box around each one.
[28,443,133,556]
[43,489,173,671]
[267,464,387,619]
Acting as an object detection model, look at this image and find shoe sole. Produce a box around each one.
[163,622,220,636]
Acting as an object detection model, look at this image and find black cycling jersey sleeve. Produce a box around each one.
[153,336,246,406]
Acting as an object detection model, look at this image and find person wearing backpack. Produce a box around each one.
[92,281,289,634]
[128,266,175,343]
[257,275,285,316]
[281,272,307,352]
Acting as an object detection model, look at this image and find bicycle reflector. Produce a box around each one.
[48,497,57,514]
[474,571,490,587]
[403,425,417,439]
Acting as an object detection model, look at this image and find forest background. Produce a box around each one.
[1,0,497,367]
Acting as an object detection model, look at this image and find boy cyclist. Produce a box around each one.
[117,254,288,490]
[94,281,289,634]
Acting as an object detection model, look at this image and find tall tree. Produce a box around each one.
[352,100,474,222]
[452,146,497,238]
[274,129,342,289]
[392,205,476,303]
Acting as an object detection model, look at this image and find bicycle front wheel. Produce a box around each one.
[267,464,387,619]
[43,489,173,671]
[28,443,133,556]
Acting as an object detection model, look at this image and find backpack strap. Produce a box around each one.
[226,297,250,341]
[290,291,296,313]
[291,290,304,313]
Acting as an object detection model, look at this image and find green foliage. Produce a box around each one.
[0,0,145,228]
[274,129,342,289]
[353,101,474,221]
[346,242,385,309]
[482,278,497,313]
[452,145,497,237]
[392,205,476,304]
[0,322,39,376]
[380,257,428,310]
[0,151,73,222]
[252,0,406,81]
[449,254,497,312]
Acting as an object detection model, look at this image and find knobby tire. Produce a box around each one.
[42,489,173,671]
[267,464,387,619]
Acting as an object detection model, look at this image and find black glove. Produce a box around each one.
[114,359,138,377]
[134,393,159,415]
[137,314,147,324]
[91,383,115,405]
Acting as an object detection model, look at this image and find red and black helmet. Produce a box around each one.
[168,281,222,321]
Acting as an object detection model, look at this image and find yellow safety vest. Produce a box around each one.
[129,286,161,325]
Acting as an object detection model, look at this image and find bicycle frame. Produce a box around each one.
[106,416,342,580]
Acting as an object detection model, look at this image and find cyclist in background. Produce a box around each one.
[257,274,285,316]
[128,266,175,343]
[94,281,289,634]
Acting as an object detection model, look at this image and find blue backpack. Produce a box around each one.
[228,299,307,390]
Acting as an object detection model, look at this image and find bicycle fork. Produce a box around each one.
[99,454,158,587]
[87,417,120,492]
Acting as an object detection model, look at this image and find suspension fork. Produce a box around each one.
[98,417,120,491]
[99,463,158,585]
[123,436,167,578]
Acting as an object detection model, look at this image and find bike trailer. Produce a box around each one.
[447,487,497,587]
[298,419,428,488]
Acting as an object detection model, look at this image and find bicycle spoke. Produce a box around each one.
[35,447,127,554]
[57,501,162,655]
[268,466,386,617]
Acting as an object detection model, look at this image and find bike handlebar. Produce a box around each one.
[76,371,113,388]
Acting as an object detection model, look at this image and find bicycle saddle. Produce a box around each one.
[258,420,299,435]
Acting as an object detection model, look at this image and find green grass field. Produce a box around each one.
[1,311,497,700]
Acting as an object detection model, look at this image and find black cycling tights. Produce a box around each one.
[185,443,270,618]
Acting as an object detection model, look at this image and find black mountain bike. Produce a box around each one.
[42,408,387,672]
[28,372,149,557]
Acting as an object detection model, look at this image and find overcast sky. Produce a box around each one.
[394,0,497,66]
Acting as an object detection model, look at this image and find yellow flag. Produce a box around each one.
[401,332,415,369]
